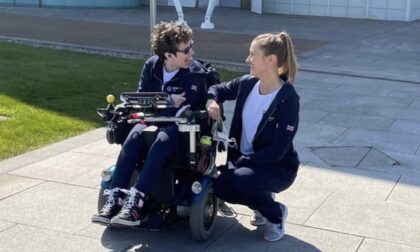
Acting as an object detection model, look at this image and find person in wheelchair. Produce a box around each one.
[92,21,219,227]
[206,32,300,242]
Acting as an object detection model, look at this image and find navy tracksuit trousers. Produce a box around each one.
[214,166,294,224]
[110,123,185,194]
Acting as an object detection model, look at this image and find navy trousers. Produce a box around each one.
[110,123,185,194]
[214,166,294,224]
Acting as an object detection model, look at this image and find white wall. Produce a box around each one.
[197,0,220,7]
[0,0,39,6]
[411,0,420,20]
[168,0,195,7]
[262,0,419,21]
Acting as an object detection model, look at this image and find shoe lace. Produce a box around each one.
[120,189,142,215]
[103,188,119,206]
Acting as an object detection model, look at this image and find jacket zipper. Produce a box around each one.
[252,108,277,145]
[152,69,164,90]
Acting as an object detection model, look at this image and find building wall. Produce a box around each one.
[219,0,240,8]
[0,0,141,7]
[1,0,418,21]
[198,0,220,7]
[411,0,420,20]
[0,0,39,6]
[262,0,419,21]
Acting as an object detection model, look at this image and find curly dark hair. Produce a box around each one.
[150,22,193,60]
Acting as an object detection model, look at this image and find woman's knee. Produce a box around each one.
[231,167,255,189]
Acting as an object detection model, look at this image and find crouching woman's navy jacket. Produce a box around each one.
[207,74,300,179]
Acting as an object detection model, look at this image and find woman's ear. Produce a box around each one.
[268,54,276,63]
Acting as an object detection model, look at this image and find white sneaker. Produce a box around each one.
[250,193,276,226]
[250,210,266,226]
[263,203,288,242]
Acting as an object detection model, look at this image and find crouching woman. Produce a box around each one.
[206,32,300,242]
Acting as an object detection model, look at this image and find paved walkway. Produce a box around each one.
[1,5,420,252]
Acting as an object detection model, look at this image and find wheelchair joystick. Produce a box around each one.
[106,94,115,104]
[106,94,115,112]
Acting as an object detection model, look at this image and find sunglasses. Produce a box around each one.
[176,41,194,54]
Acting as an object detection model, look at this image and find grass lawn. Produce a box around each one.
[0,42,242,160]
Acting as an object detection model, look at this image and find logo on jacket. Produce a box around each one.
[166,86,182,93]
[191,84,198,91]
[286,125,295,132]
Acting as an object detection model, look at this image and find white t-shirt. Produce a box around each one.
[240,81,280,155]
[163,67,179,84]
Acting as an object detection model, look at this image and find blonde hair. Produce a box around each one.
[253,32,298,83]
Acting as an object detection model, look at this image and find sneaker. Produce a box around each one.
[91,188,123,225]
[110,187,145,227]
[250,210,266,226]
[250,193,276,226]
[263,203,288,242]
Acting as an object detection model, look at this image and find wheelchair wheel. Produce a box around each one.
[189,181,218,241]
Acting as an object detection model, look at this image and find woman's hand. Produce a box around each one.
[170,92,186,108]
[206,99,221,122]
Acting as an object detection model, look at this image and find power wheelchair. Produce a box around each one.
[96,92,221,241]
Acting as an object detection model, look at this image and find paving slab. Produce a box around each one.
[9,151,115,188]
[78,215,241,251]
[310,146,370,167]
[357,148,401,173]
[389,120,420,136]
[317,114,394,131]
[379,151,420,175]
[298,88,353,103]
[386,173,420,207]
[302,99,373,116]
[299,109,328,124]
[0,174,43,200]
[321,74,372,86]
[0,182,97,233]
[333,128,420,154]
[295,164,399,200]
[344,95,413,109]
[385,85,420,99]
[295,123,348,145]
[296,72,329,82]
[297,79,342,90]
[0,220,15,232]
[358,238,420,252]
[69,138,121,158]
[294,143,328,166]
[0,224,129,252]
[368,107,420,122]
[333,82,393,97]
[305,193,420,247]
[0,127,105,174]
[205,218,362,252]
[409,100,420,110]
[220,188,329,226]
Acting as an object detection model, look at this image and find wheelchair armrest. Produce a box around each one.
[190,110,208,120]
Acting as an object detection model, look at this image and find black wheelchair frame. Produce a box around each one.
[96,92,220,241]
